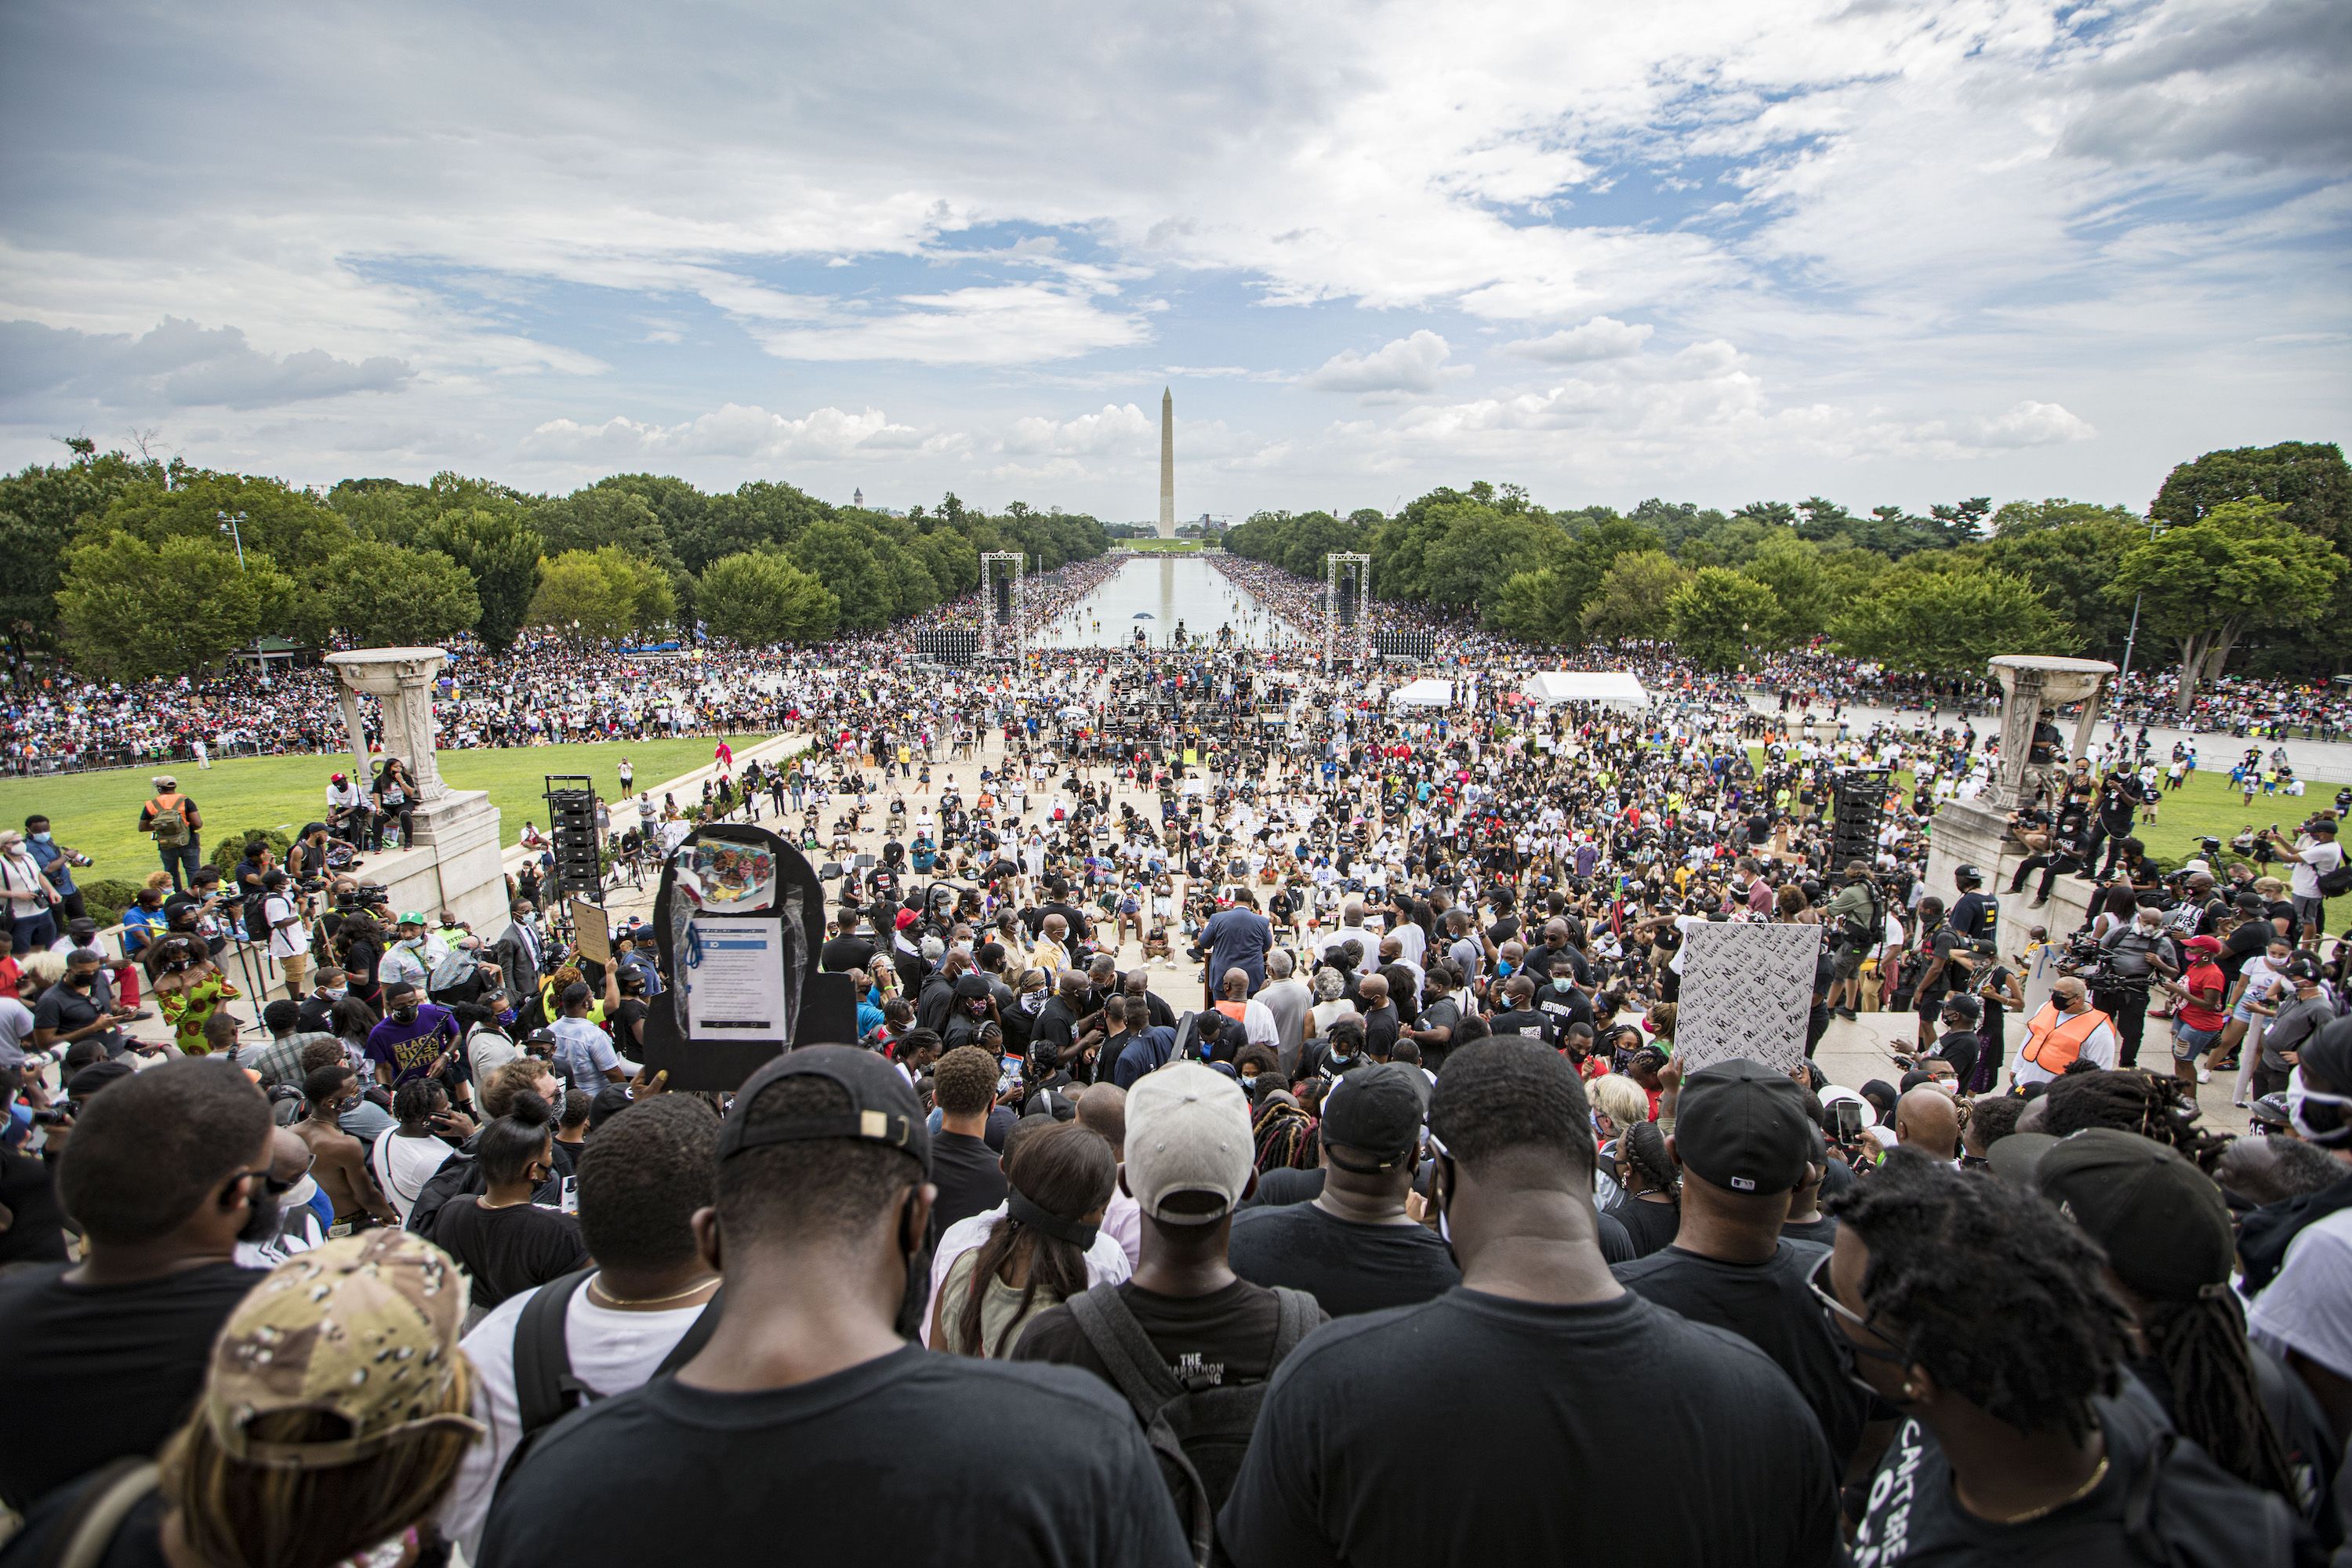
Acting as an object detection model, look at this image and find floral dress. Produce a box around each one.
[160,968,240,1054]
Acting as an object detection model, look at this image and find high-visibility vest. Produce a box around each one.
[2020,1001,2109,1073]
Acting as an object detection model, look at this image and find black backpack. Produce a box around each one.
[1065,1283,1319,1568]
[499,1269,724,1486]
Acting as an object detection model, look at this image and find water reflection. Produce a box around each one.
[1038,554,1288,648]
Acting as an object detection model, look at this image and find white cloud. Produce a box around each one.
[1,317,413,410]
[748,284,1151,366]
[1503,315,1653,364]
[1965,400,2097,448]
[1305,331,1465,396]
[1004,402,1152,456]
[521,403,931,462]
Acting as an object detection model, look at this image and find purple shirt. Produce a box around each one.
[365,1003,459,1083]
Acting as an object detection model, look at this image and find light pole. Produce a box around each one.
[216,510,248,571]
[2111,514,2164,737]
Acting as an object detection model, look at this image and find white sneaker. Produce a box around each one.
[2196,1066,2212,1084]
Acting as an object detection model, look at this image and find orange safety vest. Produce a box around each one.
[2020,1000,2109,1073]
[1214,1000,1249,1025]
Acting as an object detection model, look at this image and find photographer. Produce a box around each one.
[2264,816,2343,942]
[2089,896,2177,1071]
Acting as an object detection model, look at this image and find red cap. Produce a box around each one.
[895,909,919,930]
[2183,935,2223,954]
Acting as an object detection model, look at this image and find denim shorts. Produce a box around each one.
[2171,1020,2220,1062]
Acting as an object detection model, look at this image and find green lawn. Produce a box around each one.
[0,734,776,888]
[1118,538,1204,553]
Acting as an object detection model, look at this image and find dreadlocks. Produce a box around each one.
[1828,1149,2133,1443]
[2138,1294,2299,1501]
[2039,1069,2230,1172]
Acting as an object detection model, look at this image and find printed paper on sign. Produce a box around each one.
[1675,922,1822,1075]
[681,916,790,1039]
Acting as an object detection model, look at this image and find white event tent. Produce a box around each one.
[1519,670,1649,709]
[1388,678,1455,709]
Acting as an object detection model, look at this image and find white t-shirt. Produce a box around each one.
[924,1202,1131,1348]
[372,1127,457,1225]
[440,1280,710,1561]
[264,892,305,960]
[2290,839,2343,902]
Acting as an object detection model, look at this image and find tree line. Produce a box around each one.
[1221,442,2352,713]
[0,442,1109,682]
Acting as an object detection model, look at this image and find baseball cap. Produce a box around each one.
[1124,1062,1254,1225]
[2032,1129,2234,1301]
[895,909,919,931]
[2182,935,2222,955]
[205,1232,482,1468]
[397,911,426,928]
[717,1044,931,1176]
[66,1059,136,1101]
[1940,993,1983,1022]
[1319,1062,1428,1169]
[2313,818,2338,836]
[1672,1058,1813,1195]
[1986,1130,2060,1185]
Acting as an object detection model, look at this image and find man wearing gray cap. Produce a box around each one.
[1014,1062,1326,1559]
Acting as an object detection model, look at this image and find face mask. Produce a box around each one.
[31,833,50,844]
[392,1006,418,1025]
[2287,1067,2352,1148]
[324,986,347,1000]
[1019,991,1046,1014]
[893,1192,933,1341]
[68,974,96,992]
[237,1185,284,1245]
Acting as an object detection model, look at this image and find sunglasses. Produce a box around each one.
[1806,1250,1909,1375]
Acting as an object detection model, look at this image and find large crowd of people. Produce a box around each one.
[2,550,2351,1566]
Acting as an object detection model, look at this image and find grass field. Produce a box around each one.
[0,735,776,887]
[1117,537,1204,553]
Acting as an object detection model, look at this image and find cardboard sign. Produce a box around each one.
[569,898,611,965]
[1674,921,1822,1076]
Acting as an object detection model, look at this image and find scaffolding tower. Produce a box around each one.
[980,550,1026,660]
[1324,551,1370,668]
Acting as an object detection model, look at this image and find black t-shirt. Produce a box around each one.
[1606,1193,1682,1258]
[479,1346,1191,1568]
[1013,1277,1315,1388]
[1217,1287,1837,1568]
[1781,1214,1839,1248]
[819,934,877,974]
[1240,1166,1327,1209]
[0,1260,265,1511]
[1849,1396,2304,1568]
[1228,1203,1461,1319]
[1610,1240,1875,1464]
[430,1197,590,1311]
[1929,1027,1981,1087]
[1488,1008,1558,1046]
[928,1130,1007,1247]
[2220,921,2273,988]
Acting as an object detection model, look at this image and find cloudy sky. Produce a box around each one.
[2,0,2344,522]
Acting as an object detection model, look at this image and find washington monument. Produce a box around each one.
[1156,386,1175,539]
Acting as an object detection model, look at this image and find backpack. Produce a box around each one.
[1065,1283,1319,1568]
[427,945,483,1006]
[242,889,273,942]
[2318,861,2352,898]
[149,796,190,848]
[499,1269,724,1487]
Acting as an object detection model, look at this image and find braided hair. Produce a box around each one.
[2040,1070,2230,1172]
[1828,1149,2132,1442]
[1617,1119,1679,1200]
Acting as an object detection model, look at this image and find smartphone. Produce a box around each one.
[559,1174,579,1214]
[998,1054,1023,1096]
[1831,1099,1865,1142]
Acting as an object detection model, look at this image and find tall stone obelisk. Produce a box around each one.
[1156,386,1175,539]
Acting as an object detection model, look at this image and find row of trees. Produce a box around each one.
[0,445,1109,681]
[1223,443,2352,711]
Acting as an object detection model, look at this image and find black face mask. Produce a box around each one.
[237,1186,284,1245]
[67,975,96,993]
[391,1006,418,1025]
[893,1192,933,1342]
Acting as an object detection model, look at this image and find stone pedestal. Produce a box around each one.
[326,647,509,939]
